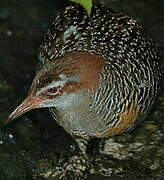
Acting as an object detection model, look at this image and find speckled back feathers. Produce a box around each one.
[38,4,161,136]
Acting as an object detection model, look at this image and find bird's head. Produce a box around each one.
[6,52,106,124]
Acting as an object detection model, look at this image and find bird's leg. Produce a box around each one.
[86,137,105,157]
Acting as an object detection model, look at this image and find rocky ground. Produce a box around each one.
[0,0,164,179]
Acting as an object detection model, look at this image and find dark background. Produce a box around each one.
[0,0,164,179]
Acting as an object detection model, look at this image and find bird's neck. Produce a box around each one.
[52,90,103,137]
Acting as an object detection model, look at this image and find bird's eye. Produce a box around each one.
[47,87,59,95]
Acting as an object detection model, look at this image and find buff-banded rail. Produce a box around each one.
[6,4,161,139]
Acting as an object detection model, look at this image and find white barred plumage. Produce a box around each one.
[6,4,161,138]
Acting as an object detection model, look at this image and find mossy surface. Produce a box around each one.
[0,0,164,179]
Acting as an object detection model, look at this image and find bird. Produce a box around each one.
[6,3,161,139]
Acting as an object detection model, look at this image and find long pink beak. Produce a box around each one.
[5,97,41,124]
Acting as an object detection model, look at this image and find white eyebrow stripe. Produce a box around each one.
[36,80,66,96]
[36,74,81,96]
[59,74,81,82]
